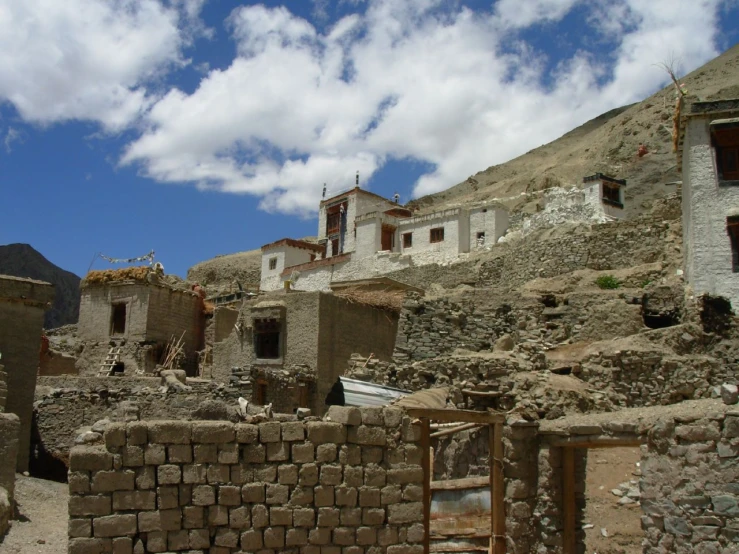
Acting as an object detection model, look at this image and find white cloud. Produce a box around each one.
[121,0,725,212]
[0,0,205,131]
[3,126,23,153]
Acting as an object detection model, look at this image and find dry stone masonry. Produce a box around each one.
[68,406,425,554]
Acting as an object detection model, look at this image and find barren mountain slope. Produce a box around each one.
[187,249,263,293]
[411,43,739,218]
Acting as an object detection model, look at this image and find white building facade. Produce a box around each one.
[259,186,509,291]
[679,98,739,307]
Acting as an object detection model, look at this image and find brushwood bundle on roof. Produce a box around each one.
[82,266,152,286]
[333,286,406,313]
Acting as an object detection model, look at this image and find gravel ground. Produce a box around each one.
[0,475,68,554]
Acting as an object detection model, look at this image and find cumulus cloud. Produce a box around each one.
[0,0,205,131]
[121,0,724,213]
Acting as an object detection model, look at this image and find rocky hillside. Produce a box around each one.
[186,249,263,295]
[411,43,739,218]
[0,243,80,329]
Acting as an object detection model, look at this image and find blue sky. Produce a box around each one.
[1,0,737,279]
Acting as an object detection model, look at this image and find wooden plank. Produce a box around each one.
[491,422,506,554]
[462,390,503,397]
[431,422,481,439]
[552,437,642,448]
[422,417,431,554]
[405,408,505,424]
[562,447,576,554]
[430,476,490,491]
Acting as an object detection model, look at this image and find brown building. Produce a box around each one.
[0,274,53,472]
[77,269,204,376]
[212,290,399,415]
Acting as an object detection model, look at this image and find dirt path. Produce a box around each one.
[584,447,643,554]
[0,475,68,554]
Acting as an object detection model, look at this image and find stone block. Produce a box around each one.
[364,465,386,487]
[339,444,362,466]
[362,447,384,464]
[193,443,218,463]
[306,422,347,444]
[104,423,127,449]
[721,384,739,405]
[299,463,319,486]
[326,406,362,426]
[137,511,161,533]
[360,407,384,426]
[145,531,166,553]
[240,529,264,551]
[182,464,207,485]
[208,505,229,526]
[344,466,363,487]
[144,444,166,466]
[126,422,147,445]
[206,464,230,484]
[333,527,356,546]
[266,483,289,504]
[264,526,286,548]
[218,485,241,506]
[93,514,137,537]
[191,485,216,506]
[293,507,316,527]
[252,504,269,527]
[147,421,191,444]
[281,421,305,441]
[387,467,423,485]
[348,426,387,446]
[259,421,282,443]
[317,444,338,463]
[229,505,250,528]
[167,529,189,551]
[270,506,293,526]
[242,483,266,503]
[267,441,289,461]
[315,485,334,507]
[69,518,92,538]
[357,526,377,546]
[70,447,113,472]
[68,538,113,554]
[112,537,132,554]
[159,508,182,531]
[318,507,340,527]
[383,407,404,428]
[135,467,155,490]
[340,507,361,526]
[289,485,313,505]
[189,528,210,549]
[214,527,239,547]
[292,442,315,463]
[183,506,204,529]
[167,445,192,464]
[69,495,112,517]
[278,464,299,485]
[121,446,144,467]
[363,507,385,525]
[235,423,259,443]
[157,464,182,485]
[113,491,156,511]
[320,464,343,486]
[157,486,179,510]
[335,486,358,507]
[381,485,402,505]
[359,487,381,507]
[388,503,423,524]
[255,464,277,482]
[243,443,266,463]
[218,443,239,464]
[69,472,91,494]
[403,485,423,502]
[191,421,235,444]
[286,527,309,546]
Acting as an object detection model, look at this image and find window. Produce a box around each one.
[728,217,739,272]
[476,231,485,245]
[331,238,339,256]
[268,257,277,270]
[326,201,346,235]
[602,183,622,207]
[430,227,445,243]
[402,232,413,248]
[254,318,281,359]
[713,125,739,182]
[111,303,126,335]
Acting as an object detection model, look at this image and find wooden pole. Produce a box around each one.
[562,448,576,554]
[430,422,480,438]
[491,422,506,554]
[421,418,431,554]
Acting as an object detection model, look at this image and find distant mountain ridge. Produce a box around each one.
[0,243,80,329]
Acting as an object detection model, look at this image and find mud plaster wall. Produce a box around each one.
[145,286,203,356]
[213,308,239,344]
[32,376,251,476]
[316,294,399,412]
[0,276,53,471]
[0,413,19,537]
[79,284,151,342]
[67,406,425,554]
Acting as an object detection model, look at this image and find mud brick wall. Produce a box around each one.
[641,408,739,553]
[68,406,424,554]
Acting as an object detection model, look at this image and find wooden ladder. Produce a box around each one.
[99,347,122,376]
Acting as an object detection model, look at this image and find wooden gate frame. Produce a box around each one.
[404,408,507,554]
[551,436,644,554]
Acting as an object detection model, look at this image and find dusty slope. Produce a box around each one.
[186,249,263,293]
[0,243,80,329]
[411,43,739,218]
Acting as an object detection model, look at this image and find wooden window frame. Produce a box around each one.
[402,232,413,248]
[602,183,623,208]
[268,257,277,270]
[430,227,445,243]
[253,318,281,360]
[712,124,739,184]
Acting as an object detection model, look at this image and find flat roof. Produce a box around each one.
[330,276,425,294]
[261,238,324,253]
[583,173,627,186]
[320,186,400,207]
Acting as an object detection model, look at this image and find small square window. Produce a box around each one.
[268,257,277,270]
[254,318,281,359]
[402,232,413,248]
[430,227,444,243]
[711,124,739,183]
[476,231,485,245]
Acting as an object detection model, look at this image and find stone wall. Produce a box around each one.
[32,376,250,478]
[67,406,425,554]
[0,412,19,537]
[0,274,53,471]
[641,407,739,553]
[479,205,681,290]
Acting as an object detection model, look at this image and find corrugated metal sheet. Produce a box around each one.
[335,377,409,407]
[430,486,491,553]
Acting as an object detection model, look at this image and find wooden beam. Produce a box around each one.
[430,422,481,439]
[491,422,506,554]
[552,437,642,448]
[430,476,490,491]
[421,417,431,554]
[562,448,576,554]
[462,389,503,398]
[405,408,505,424]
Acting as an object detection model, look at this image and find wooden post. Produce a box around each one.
[490,422,506,554]
[421,418,431,554]
[562,447,576,554]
